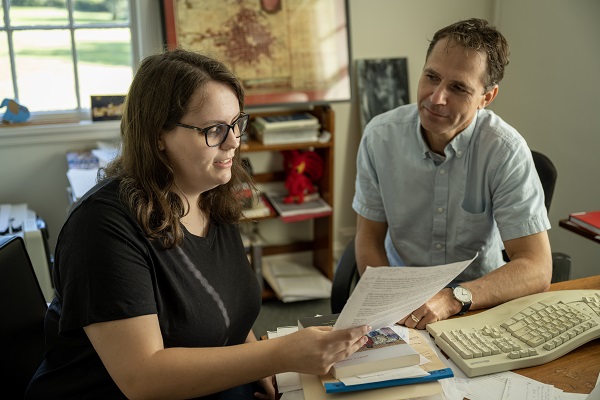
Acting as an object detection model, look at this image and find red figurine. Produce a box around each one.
[281,150,323,204]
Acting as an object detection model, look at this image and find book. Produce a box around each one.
[265,192,332,223]
[298,314,419,379]
[569,210,600,235]
[309,328,453,395]
[298,313,340,329]
[254,112,320,132]
[336,326,420,379]
[252,123,320,145]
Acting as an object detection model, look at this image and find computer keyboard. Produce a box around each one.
[426,289,600,377]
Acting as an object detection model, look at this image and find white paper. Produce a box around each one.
[333,255,476,331]
[67,168,99,199]
[339,365,429,386]
[267,327,302,393]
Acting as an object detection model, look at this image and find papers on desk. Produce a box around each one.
[67,168,99,201]
[333,255,477,331]
[267,326,303,396]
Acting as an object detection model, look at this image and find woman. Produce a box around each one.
[26,49,369,399]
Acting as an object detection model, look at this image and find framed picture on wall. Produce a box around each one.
[162,0,352,109]
[356,58,409,131]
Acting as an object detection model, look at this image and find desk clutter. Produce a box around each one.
[270,324,597,400]
[0,203,54,302]
[66,143,120,203]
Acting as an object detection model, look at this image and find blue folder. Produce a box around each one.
[322,367,454,394]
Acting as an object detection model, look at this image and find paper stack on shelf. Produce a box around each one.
[241,194,275,220]
[252,112,320,145]
[262,258,332,303]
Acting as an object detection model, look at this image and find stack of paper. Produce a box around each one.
[265,192,332,223]
[252,113,321,145]
[262,258,332,303]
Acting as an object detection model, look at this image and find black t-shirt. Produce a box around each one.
[26,179,262,399]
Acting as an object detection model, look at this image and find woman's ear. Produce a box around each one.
[158,133,166,151]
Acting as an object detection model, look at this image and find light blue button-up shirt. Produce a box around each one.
[353,104,550,281]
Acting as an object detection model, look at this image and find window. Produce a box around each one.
[0,0,135,121]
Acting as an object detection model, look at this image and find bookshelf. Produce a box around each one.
[241,105,335,300]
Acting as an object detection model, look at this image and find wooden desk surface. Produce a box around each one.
[513,275,600,394]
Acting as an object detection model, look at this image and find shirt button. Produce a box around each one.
[439,169,446,175]
[437,207,444,213]
[457,150,462,157]
[436,243,442,250]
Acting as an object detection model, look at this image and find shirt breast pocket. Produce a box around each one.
[454,205,494,256]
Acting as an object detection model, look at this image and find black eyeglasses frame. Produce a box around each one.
[174,112,250,147]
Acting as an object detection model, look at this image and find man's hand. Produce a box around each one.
[398,288,461,329]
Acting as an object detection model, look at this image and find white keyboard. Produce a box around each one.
[426,290,600,377]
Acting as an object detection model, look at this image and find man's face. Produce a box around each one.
[417,37,495,144]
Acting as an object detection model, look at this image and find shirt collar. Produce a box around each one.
[417,110,479,160]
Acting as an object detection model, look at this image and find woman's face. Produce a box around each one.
[159,81,242,198]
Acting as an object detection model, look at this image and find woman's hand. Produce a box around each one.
[279,325,371,376]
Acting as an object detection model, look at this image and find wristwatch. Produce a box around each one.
[448,284,472,315]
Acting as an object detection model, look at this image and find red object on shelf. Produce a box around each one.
[568,210,600,235]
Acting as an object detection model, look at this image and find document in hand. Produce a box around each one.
[333,255,477,331]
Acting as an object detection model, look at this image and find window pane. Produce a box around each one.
[14,30,76,112]
[74,0,129,25]
[0,31,15,100]
[10,1,68,27]
[76,28,132,109]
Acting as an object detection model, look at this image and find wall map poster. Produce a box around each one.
[163,0,351,107]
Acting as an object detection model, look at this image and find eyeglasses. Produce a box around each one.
[175,113,249,147]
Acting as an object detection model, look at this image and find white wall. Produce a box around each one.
[1,0,598,279]
[490,0,600,278]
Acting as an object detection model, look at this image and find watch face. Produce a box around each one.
[453,286,472,303]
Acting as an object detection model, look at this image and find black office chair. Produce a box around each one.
[331,150,571,314]
[0,235,48,396]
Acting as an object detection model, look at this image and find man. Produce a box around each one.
[352,18,552,329]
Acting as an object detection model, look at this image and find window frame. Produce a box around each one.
[0,0,162,147]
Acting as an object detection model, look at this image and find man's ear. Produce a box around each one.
[479,85,499,109]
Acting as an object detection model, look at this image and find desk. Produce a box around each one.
[513,275,600,394]
[559,219,600,244]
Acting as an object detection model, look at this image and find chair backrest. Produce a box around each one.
[531,150,557,212]
[331,237,360,314]
[0,235,48,396]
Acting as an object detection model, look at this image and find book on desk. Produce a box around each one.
[298,315,421,380]
[300,328,452,396]
[568,210,600,235]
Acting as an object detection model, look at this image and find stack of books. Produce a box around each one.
[568,210,600,235]
[301,328,453,397]
[252,112,320,145]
